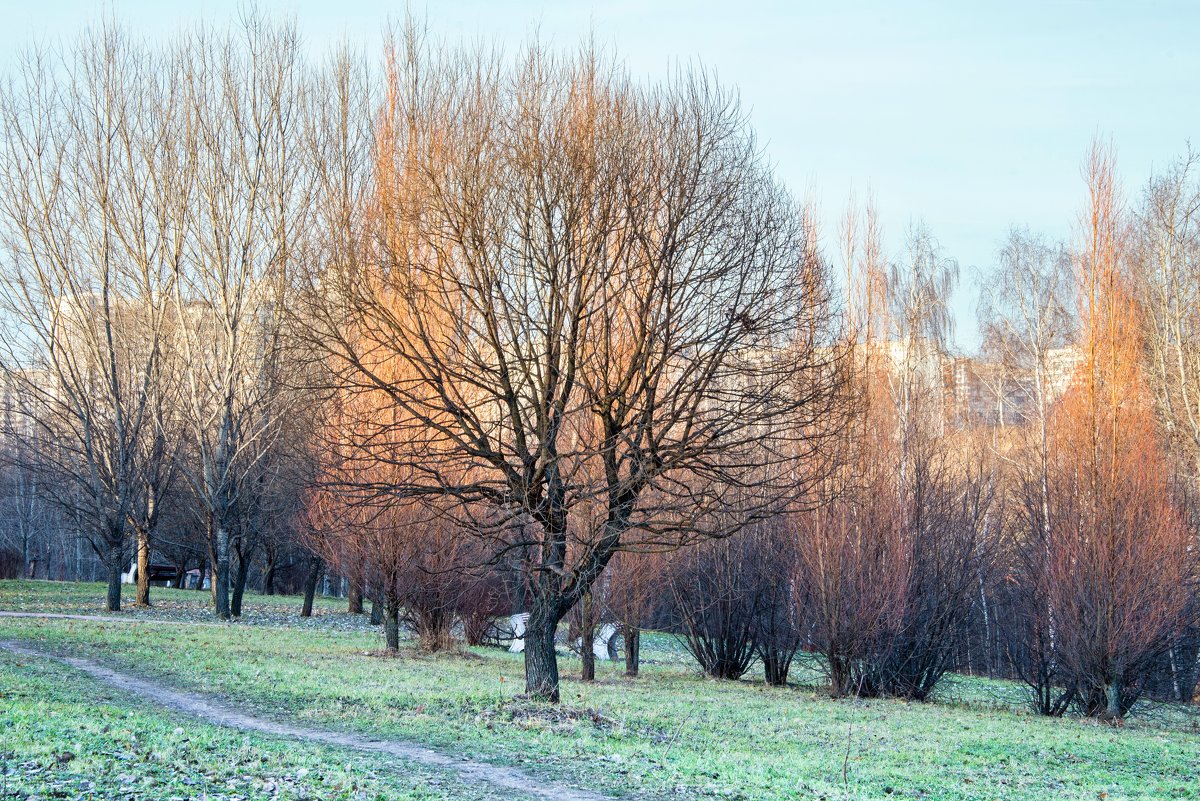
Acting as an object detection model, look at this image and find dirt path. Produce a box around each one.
[0,640,613,801]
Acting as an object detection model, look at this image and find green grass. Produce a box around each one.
[3,580,1200,800]
[0,579,366,631]
[0,647,535,800]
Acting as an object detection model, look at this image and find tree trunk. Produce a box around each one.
[20,527,29,582]
[623,624,640,677]
[134,525,151,607]
[301,555,322,618]
[763,651,790,687]
[195,555,207,591]
[384,604,401,652]
[524,599,561,702]
[1106,667,1125,721]
[263,559,275,596]
[1192,647,1200,704]
[213,525,231,620]
[348,578,363,614]
[830,654,851,698]
[370,589,383,625]
[208,532,218,602]
[230,544,250,617]
[105,543,122,613]
[580,591,596,682]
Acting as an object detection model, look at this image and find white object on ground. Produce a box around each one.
[596,623,619,660]
[575,623,620,660]
[508,612,530,653]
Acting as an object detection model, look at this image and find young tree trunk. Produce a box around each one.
[263,559,275,596]
[213,526,231,620]
[763,652,790,687]
[20,529,29,582]
[301,555,322,618]
[347,578,363,614]
[580,591,596,682]
[623,624,640,677]
[195,555,207,591]
[524,599,561,702]
[208,535,218,604]
[230,544,250,618]
[135,526,151,607]
[384,593,401,652]
[1169,646,1182,702]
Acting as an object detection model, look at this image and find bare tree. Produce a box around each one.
[794,469,910,697]
[664,528,763,681]
[750,516,803,686]
[0,26,186,610]
[797,212,995,700]
[977,229,1081,712]
[1129,149,1200,702]
[1131,147,1200,481]
[795,196,909,697]
[606,548,665,677]
[297,29,845,701]
[1043,142,1197,720]
[170,16,312,619]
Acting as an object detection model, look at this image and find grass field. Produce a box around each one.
[0,579,364,630]
[0,649,540,801]
[2,580,1199,800]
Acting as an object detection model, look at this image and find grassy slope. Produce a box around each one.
[2,580,1199,801]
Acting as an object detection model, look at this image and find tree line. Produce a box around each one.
[0,16,1196,714]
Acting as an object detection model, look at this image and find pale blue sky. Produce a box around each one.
[7,1,1199,350]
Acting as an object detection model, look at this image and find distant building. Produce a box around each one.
[1043,346,1085,401]
[863,340,1084,431]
